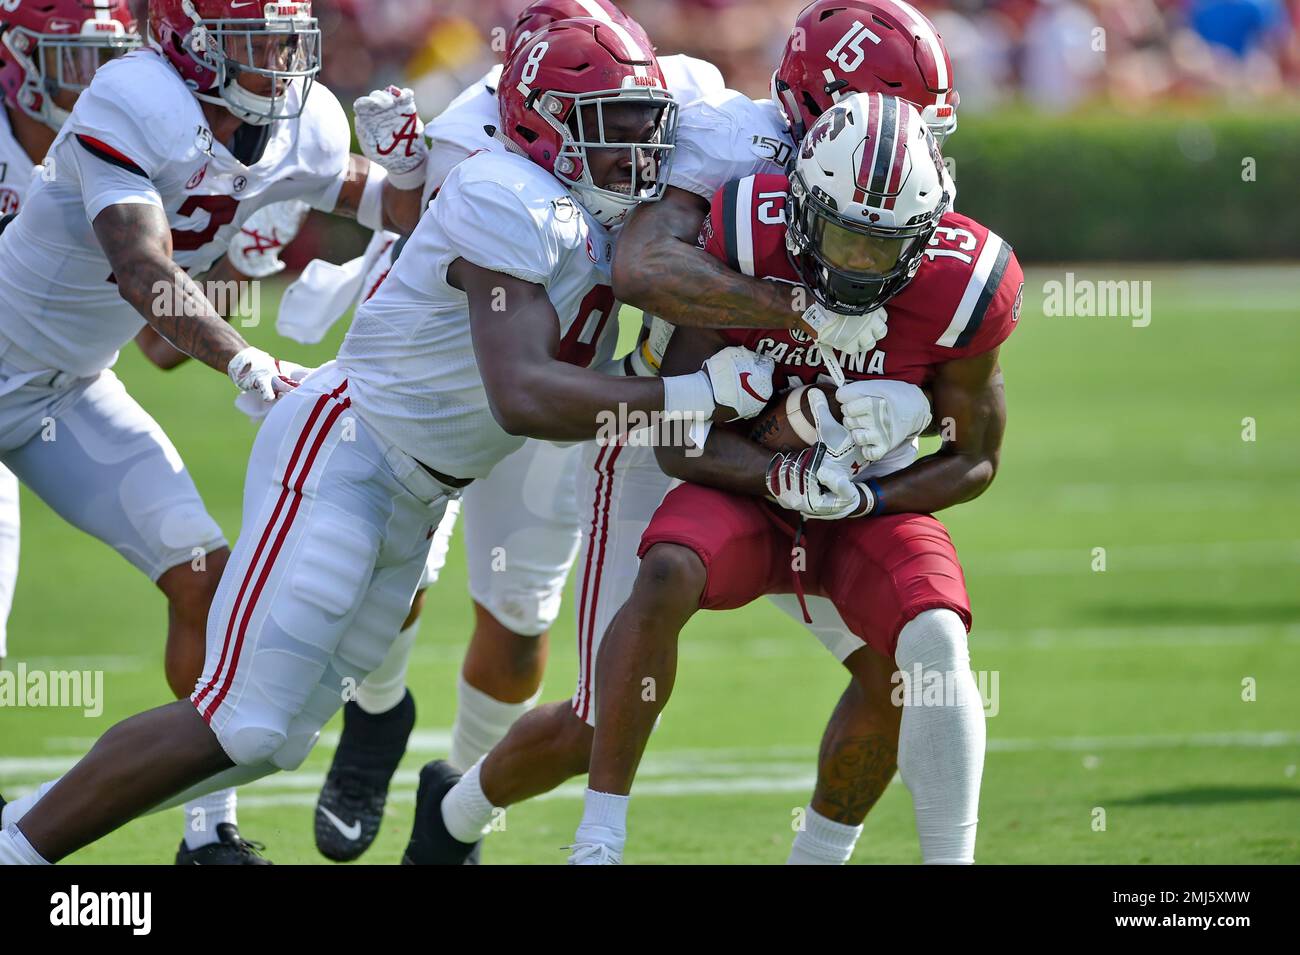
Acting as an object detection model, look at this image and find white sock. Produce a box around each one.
[574,788,629,856]
[1,779,57,828]
[182,788,237,850]
[787,806,863,864]
[357,620,418,715]
[895,609,985,865]
[0,825,49,864]
[439,757,497,843]
[447,673,542,771]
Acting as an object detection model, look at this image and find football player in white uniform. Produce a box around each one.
[0,0,424,864]
[297,0,727,864]
[418,0,961,866]
[0,16,762,866]
[0,0,142,672]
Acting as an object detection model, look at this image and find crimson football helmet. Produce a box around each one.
[505,0,648,57]
[498,17,677,228]
[149,0,320,126]
[0,0,140,130]
[772,0,958,146]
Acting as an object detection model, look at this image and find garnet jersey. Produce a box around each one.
[0,49,351,377]
[337,150,619,480]
[702,173,1021,390]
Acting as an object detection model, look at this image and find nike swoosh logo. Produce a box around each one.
[739,372,768,403]
[319,805,362,841]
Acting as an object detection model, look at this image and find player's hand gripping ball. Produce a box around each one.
[835,378,933,462]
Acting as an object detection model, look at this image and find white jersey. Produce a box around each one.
[423,54,725,207]
[338,150,618,480]
[669,89,794,200]
[0,108,38,215]
[0,49,352,377]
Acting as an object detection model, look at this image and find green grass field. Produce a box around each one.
[2,264,1297,864]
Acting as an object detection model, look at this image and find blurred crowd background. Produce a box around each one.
[318,0,1300,115]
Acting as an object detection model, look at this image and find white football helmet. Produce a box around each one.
[786,91,949,314]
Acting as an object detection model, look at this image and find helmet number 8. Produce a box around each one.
[520,41,550,86]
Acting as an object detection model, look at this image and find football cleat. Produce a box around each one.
[401,760,481,865]
[314,690,416,862]
[174,823,271,865]
[567,842,622,865]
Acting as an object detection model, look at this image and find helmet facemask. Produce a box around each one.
[786,168,943,315]
[183,1,320,126]
[533,86,678,228]
[2,20,140,130]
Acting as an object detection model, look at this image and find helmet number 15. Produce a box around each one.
[827,20,882,72]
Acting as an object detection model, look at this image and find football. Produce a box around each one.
[747,382,843,452]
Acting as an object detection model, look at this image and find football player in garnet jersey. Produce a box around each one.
[568,93,1022,864]
[0,17,768,867]
[0,0,430,864]
[415,0,961,867]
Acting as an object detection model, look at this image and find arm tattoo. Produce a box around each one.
[94,203,249,374]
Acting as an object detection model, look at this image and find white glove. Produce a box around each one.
[800,304,888,355]
[766,444,865,520]
[233,359,315,421]
[702,346,775,421]
[806,388,865,495]
[226,200,311,278]
[354,86,428,190]
[835,379,933,462]
[228,347,302,402]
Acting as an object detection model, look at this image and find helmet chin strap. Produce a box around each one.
[192,78,278,127]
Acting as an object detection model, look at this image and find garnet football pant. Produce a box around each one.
[191,365,455,768]
[639,483,972,659]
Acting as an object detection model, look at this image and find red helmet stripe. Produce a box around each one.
[883,102,908,209]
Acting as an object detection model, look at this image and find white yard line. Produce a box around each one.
[4,730,1296,795]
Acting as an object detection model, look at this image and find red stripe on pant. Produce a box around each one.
[575,442,622,722]
[572,445,609,716]
[193,381,348,718]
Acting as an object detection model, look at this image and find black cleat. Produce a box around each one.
[402,760,481,865]
[315,690,416,862]
[174,823,271,865]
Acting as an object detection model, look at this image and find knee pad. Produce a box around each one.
[476,586,557,638]
[218,723,288,767]
[270,728,321,771]
[895,608,970,673]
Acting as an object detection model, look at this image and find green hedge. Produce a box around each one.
[944,108,1300,262]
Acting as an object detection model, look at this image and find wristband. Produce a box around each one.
[356,163,388,231]
[661,369,715,418]
[864,479,885,516]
